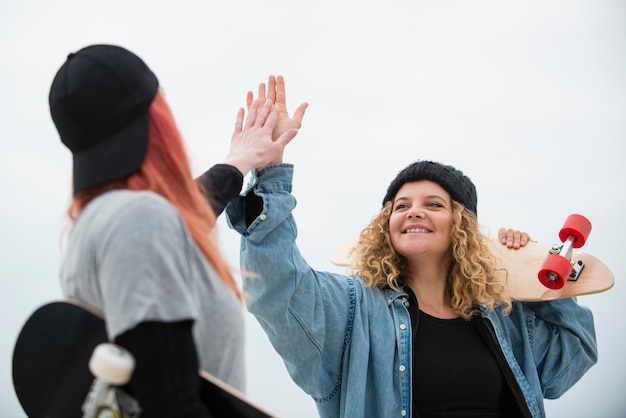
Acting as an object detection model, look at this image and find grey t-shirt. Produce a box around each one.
[60,190,245,391]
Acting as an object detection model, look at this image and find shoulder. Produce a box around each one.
[84,190,186,237]
[91,190,178,219]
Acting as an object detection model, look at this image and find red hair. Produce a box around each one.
[68,90,241,299]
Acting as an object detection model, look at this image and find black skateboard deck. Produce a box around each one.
[12,300,276,418]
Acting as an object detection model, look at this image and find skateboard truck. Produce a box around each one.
[547,243,586,282]
[82,343,140,418]
[569,259,585,281]
[538,214,592,290]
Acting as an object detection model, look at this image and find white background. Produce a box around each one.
[1,1,624,416]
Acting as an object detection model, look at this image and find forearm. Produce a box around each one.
[240,217,354,399]
[524,298,597,397]
[196,164,243,217]
[226,165,352,396]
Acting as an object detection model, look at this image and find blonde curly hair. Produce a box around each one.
[351,201,512,320]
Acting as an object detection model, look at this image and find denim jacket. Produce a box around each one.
[226,164,597,418]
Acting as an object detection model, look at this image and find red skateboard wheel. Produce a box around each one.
[538,253,572,289]
[559,214,591,248]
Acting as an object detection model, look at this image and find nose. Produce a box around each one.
[406,207,424,219]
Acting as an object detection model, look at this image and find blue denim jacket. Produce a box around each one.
[226,165,597,418]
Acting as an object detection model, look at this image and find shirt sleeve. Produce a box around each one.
[226,165,354,399]
[196,164,244,217]
[523,298,597,398]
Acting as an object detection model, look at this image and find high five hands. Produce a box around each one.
[223,75,307,176]
[247,75,308,165]
[226,76,530,251]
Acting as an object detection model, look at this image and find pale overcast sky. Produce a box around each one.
[1,1,624,416]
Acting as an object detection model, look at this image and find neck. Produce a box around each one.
[405,259,457,319]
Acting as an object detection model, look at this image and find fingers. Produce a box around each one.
[247,82,268,112]
[254,100,274,127]
[248,74,298,112]
[243,75,307,137]
[233,107,245,134]
[520,232,531,246]
[259,103,281,133]
[242,99,275,130]
[257,82,267,107]
[274,127,298,149]
[293,102,309,125]
[498,228,531,249]
[244,100,262,128]
[274,75,285,106]
[267,75,277,103]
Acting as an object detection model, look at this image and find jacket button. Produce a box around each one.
[259,214,267,220]
[399,365,406,372]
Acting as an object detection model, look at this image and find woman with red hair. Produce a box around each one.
[49,44,300,416]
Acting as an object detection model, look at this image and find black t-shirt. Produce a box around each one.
[413,310,504,417]
[405,287,505,417]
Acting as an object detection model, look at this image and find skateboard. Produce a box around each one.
[12,300,276,418]
[330,214,614,301]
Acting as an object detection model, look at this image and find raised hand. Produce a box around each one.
[223,99,298,175]
[247,75,308,142]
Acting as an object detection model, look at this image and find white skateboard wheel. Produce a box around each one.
[89,343,135,385]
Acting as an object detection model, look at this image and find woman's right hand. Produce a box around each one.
[224,99,299,175]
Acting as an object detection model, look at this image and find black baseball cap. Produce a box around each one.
[49,44,159,195]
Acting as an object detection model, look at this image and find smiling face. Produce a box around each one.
[388,180,454,262]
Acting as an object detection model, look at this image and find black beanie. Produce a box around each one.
[382,160,478,215]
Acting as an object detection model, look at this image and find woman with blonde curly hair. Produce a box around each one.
[227,84,598,418]
[354,190,510,321]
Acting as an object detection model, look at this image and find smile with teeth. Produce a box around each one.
[403,227,431,233]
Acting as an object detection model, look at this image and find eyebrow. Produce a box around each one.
[394,194,448,203]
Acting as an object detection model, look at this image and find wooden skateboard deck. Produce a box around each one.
[12,300,276,418]
[330,235,614,302]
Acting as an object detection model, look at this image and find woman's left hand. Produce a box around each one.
[247,75,308,142]
[498,228,532,249]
